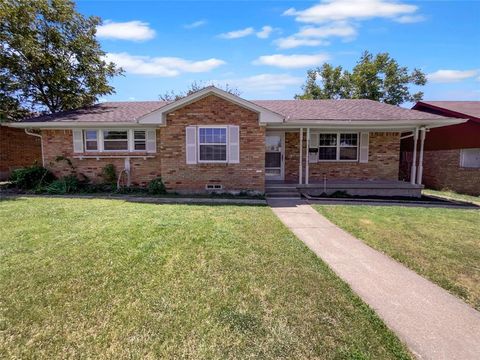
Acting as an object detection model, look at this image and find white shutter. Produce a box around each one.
[308,132,319,163]
[146,129,156,153]
[228,125,240,164]
[359,132,369,163]
[185,126,197,164]
[72,129,84,153]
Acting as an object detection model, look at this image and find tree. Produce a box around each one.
[296,51,426,105]
[159,81,241,101]
[0,0,122,121]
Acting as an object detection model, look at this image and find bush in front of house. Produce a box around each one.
[102,164,117,185]
[45,175,80,194]
[147,177,166,195]
[9,165,56,190]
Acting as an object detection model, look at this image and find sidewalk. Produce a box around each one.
[269,199,480,360]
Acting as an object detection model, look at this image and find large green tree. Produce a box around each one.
[0,0,122,121]
[296,51,426,105]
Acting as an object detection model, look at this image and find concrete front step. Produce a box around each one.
[266,192,301,199]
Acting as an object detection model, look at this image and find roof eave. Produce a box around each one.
[138,86,284,125]
[3,121,161,129]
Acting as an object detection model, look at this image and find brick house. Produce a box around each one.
[4,87,463,197]
[0,125,42,180]
[400,101,480,196]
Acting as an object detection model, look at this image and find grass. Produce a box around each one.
[0,197,410,359]
[314,205,480,311]
[423,189,480,205]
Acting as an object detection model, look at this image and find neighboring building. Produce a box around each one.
[0,124,42,180]
[4,87,463,197]
[401,101,480,196]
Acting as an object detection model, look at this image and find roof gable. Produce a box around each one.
[138,86,284,125]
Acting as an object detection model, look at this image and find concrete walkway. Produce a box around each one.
[269,199,480,360]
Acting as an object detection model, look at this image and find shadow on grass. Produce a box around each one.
[0,193,267,207]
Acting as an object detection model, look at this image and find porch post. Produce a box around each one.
[299,127,303,184]
[410,127,418,185]
[305,127,310,185]
[416,127,426,185]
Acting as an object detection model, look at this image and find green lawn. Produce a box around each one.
[423,189,480,206]
[314,205,480,311]
[0,197,410,359]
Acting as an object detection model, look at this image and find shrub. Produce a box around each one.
[45,175,79,194]
[9,165,55,190]
[147,177,166,195]
[102,164,116,184]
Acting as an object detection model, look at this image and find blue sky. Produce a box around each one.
[77,0,480,105]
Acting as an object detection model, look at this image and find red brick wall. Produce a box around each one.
[421,149,480,196]
[41,129,162,186]
[285,131,401,182]
[0,125,42,180]
[40,95,265,193]
[160,94,265,193]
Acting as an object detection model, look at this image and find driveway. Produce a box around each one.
[270,199,480,360]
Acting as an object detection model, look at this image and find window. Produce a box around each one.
[103,130,128,151]
[319,133,358,161]
[460,148,480,168]
[84,130,98,151]
[198,127,227,162]
[133,130,146,151]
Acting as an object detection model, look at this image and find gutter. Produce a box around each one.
[24,129,44,166]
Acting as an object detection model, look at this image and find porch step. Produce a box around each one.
[266,191,302,199]
[265,185,302,199]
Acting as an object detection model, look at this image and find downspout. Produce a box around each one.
[305,127,310,185]
[24,129,44,166]
[299,127,303,184]
[416,127,426,185]
[410,127,419,185]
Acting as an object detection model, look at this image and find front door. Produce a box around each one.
[265,132,284,181]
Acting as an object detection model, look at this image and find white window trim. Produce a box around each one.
[318,132,359,162]
[197,126,229,163]
[80,129,153,153]
[84,129,99,152]
[131,129,147,152]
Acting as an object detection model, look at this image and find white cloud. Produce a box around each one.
[219,27,255,39]
[257,26,274,39]
[284,0,418,23]
[394,15,426,23]
[275,37,328,49]
[97,20,155,41]
[184,20,207,29]
[105,52,226,77]
[427,70,479,83]
[218,74,304,93]
[276,22,357,49]
[253,53,330,69]
[296,22,357,39]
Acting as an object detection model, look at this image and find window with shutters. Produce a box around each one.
[133,130,146,151]
[84,130,98,151]
[318,133,358,162]
[198,127,228,163]
[460,148,480,168]
[79,129,156,153]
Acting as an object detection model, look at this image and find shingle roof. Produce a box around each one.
[252,99,445,121]
[24,101,168,123]
[22,98,446,124]
[415,101,480,120]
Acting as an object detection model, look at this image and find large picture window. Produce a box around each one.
[103,130,128,151]
[319,133,358,161]
[198,127,227,162]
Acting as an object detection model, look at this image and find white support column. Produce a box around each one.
[416,127,426,185]
[299,128,303,184]
[305,127,310,185]
[410,127,418,185]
